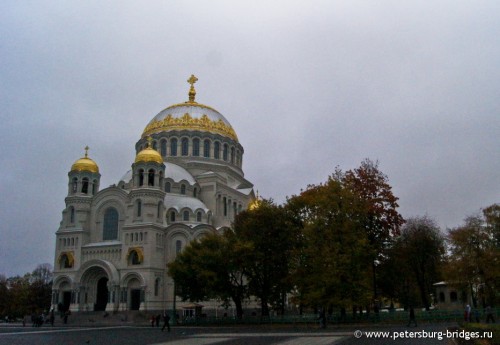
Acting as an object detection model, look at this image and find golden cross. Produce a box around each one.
[187,74,198,87]
[84,146,89,158]
[187,74,198,102]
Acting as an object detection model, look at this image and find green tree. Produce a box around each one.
[393,216,445,310]
[168,231,249,318]
[233,200,301,316]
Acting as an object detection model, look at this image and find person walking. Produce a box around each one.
[161,311,171,332]
[485,306,495,323]
[407,307,417,327]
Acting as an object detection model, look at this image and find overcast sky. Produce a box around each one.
[1,1,498,277]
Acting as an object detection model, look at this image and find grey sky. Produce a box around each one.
[1,1,498,277]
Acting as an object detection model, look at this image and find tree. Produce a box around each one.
[233,200,301,317]
[286,174,373,314]
[446,206,500,307]
[168,231,249,319]
[342,159,404,300]
[383,217,444,310]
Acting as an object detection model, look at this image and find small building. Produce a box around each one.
[433,281,470,310]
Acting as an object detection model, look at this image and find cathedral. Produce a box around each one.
[52,76,255,315]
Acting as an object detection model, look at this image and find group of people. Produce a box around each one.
[464,305,496,323]
[150,311,171,332]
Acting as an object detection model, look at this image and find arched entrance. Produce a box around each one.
[95,277,109,311]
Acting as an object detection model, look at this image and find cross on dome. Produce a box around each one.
[187,74,198,103]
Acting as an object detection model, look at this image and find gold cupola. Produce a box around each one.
[141,75,239,142]
[135,137,163,164]
[71,146,99,173]
[248,191,262,211]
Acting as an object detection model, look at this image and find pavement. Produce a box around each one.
[0,322,467,345]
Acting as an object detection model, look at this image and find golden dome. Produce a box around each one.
[142,75,239,142]
[248,191,262,211]
[71,146,99,173]
[135,138,163,164]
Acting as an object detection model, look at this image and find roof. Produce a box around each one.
[164,194,209,212]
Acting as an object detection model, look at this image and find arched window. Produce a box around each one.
[82,178,89,194]
[154,278,160,297]
[236,150,241,166]
[181,138,189,156]
[223,197,227,216]
[176,240,182,254]
[214,142,220,159]
[165,182,171,193]
[223,144,228,161]
[69,206,75,224]
[193,188,197,198]
[160,139,167,156]
[157,202,162,219]
[170,211,176,222]
[230,147,235,164]
[60,254,72,269]
[196,212,202,222]
[72,178,78,193]
[128,250,141,265]
[450,291,458,302]
[180,184,186,195]
[152,140,157,150]
[92,179,97,195]
[183,210,189,221]
[170,138,178,156]
[204,140,211,158]
[138,169,144,186]
[439,292,445,302]
[148,169,155,186]
[136,200,142,217]
[192,138,200,156]
[103,207,119,240]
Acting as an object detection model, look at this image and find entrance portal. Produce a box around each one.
[62,291,71,311]
[130,289,141,310]
[95,277,108,311]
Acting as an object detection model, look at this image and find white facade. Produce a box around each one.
[52,78,255,314]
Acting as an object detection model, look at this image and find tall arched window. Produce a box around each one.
[183,210,189,221]
[160,139,167,156]
[223,144,228,161]
[92,179,97,195]
[170,138,178,156]
[165,182,171,193]
[223,197,227,216]
[148,169,155,186]
[60,254,72,269]
[214,142,220,159]
[193,188,197,198]
[138,169,144,186]
[204,140,211,158]
[82,178,89,194]
[170,211,176,222]
[152,140,157,150]
[72,177,78,193]
[230,147,235,164]
[196,211,202,222]
[192,138,200,156]
[181,138,189,156]
[69,206,75,224]
[154,278,160,297]
[137,199,142,217]
[176,240,182,254]
[180,184,186,195]
[157,202,162,218]
[103,207,119,240]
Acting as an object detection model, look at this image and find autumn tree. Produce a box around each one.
[342,159,404,300]
[446,205,500,308]
[167,231,248,318]
[286,174,373,314]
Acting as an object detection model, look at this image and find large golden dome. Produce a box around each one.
[142,75,238,142]
[135,138,163,164]
[71,147,99,173]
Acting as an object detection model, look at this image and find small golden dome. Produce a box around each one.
[71,146,99,173]
[135,138,163,164]
[248,191,262,211]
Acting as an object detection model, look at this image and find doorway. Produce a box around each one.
[130,289,141,310]
[95,277,108,311]
[62,291,71,311]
